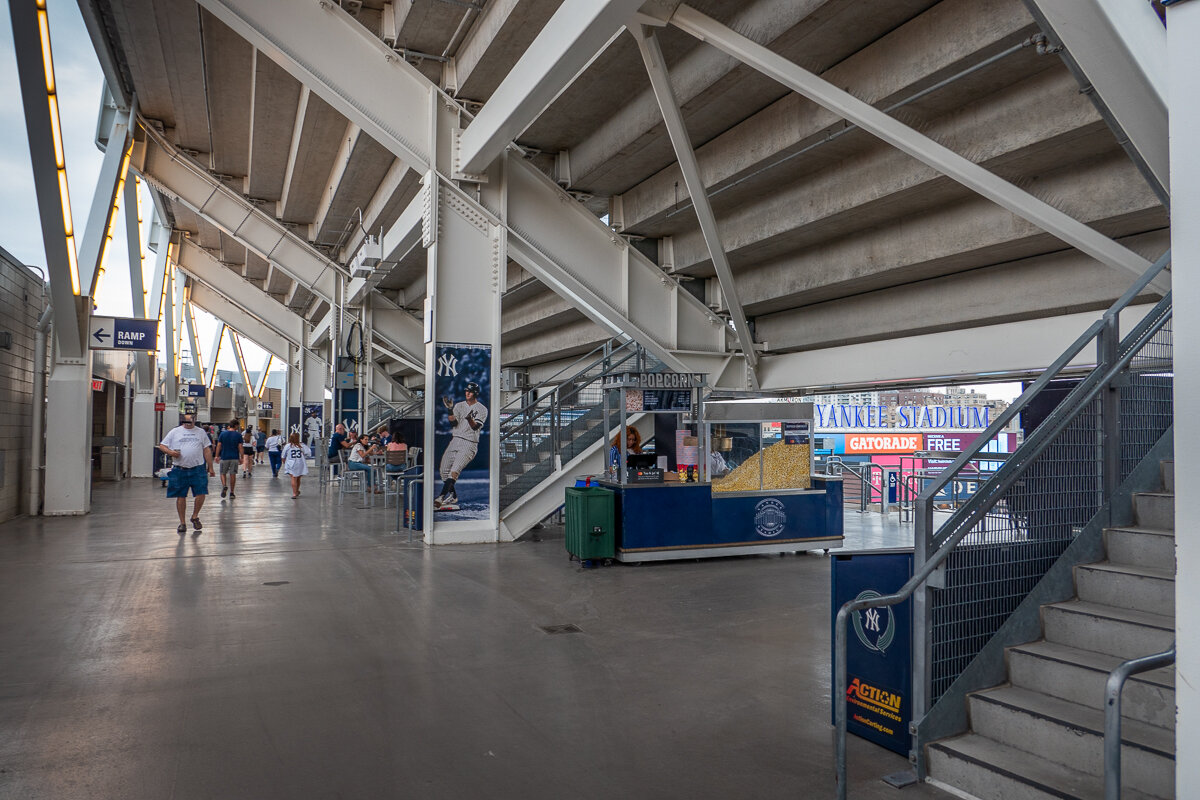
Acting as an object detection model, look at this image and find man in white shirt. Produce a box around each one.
[305,411,323,449]
[435,381,487,507]
[264,429,284,477]
[158,414,216,534]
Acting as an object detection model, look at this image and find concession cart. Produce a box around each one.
[587,376,843,562]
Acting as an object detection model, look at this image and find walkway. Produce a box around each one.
[0,476,948,799]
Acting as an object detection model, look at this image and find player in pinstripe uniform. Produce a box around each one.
[435,381,487,507]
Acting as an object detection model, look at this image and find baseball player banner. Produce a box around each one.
[303,404,324,448]
[433,342,491,520]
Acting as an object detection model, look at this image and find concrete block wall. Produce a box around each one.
[0,247,48,524]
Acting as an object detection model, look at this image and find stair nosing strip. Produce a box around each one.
[974,693,1174,759]
[1047,602,1174,631]
[1008,644,1175,689]
[928,739,1086,800]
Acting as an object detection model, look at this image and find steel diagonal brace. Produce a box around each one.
[668,4,1169,295]
[634,24,758,387]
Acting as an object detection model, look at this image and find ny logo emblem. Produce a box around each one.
[437,353,458,377]
[864,608,881,633]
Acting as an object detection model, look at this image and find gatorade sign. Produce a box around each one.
[845,434,922,454]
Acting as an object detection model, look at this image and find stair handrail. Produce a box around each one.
[498,338,640,419]
[833,249,1171,800]
[499,344,644,441]
[1104,644,1176,800]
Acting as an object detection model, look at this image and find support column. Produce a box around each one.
[44,338,94,515]
[423,171,504,544]
[130,383,158,477]
[1168,0,1198,792]
[285,342,301,437]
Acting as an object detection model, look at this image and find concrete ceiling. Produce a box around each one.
[90,0,1168,384]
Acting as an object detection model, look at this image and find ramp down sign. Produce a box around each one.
[88,316,159,351]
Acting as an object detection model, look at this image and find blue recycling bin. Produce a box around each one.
[831,548,914,756]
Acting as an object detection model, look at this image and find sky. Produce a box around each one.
[0,0,268,375]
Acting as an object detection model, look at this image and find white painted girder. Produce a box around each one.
[504,156,729,375]
[755,304,1157,392]
[189,282,291,360]
[668,4,1168,294]
[455,0,644,176]
[634,25,756,378]
[195,0,434,171]
[202,0,730,379]
[176,239,306,346]
[1027,0,1168,198]
[369,293,426,373]
[79,109,132,296]
[135,131,342,304]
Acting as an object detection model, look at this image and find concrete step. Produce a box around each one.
[1042,600,1174,661]
[1161,459,1174,493]
[927,733,1163,800]
[968,686,1174,799]
[1007,640,1175,729]
[1132,492,1173,532]
[1104,526,1175,572]
[1074,561,1175,616]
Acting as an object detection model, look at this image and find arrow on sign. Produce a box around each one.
[92,329,110,343]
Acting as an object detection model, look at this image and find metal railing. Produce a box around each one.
[824,458,886,514]
[1104,644,1175,800]
[834,250,1172,799]
[498,339,656,508]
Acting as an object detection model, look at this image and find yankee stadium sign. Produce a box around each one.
[816,404,990,430]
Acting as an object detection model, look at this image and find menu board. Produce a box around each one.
[642,390,692,412]
[783,421,810,445]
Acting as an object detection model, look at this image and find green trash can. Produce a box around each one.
[565,486,615,563]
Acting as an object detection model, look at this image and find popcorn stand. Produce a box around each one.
[593,383,843,562]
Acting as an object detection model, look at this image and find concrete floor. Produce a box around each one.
[0,476,950,799]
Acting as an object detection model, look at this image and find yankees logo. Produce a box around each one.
[437,353,458,377]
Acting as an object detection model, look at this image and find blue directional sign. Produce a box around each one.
[88,316,159,351]
[184,384,207,398]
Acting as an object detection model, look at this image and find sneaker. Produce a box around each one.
[221,486,228,498]
[229,493,236,499]
[176,523,187,534]
[433,494,445,507]
[446,493,458,506]
[191,517,202,530]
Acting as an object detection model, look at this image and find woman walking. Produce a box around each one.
[241,428,256,477]
[282,432,311,498]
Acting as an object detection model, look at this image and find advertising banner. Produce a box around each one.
[302,403,323,447]
[844,433,922,454]
[831,551,914,755]
[433,343,491,521]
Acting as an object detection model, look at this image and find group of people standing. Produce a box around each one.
[158,416,316,532]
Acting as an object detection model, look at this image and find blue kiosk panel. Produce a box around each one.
[830,549,914,756]
[710,490,829,545]
[612,482,712,554]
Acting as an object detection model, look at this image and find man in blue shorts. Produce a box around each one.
[216,421,244,499]
[158,414,216,534]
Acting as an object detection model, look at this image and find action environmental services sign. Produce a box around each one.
[88,316,158,351]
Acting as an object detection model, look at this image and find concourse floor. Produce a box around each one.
[0,474,948,800]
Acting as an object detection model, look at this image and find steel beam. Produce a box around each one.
[202,0,728,374]
[176,238,307,346]
[190,283,290,361]
[79,108,132,296]
[455,0,643,176]
[1025,0,1168,200]
[755,304,1157,392]
[207,323,227,392]
[10,0,83,358]
[183,298,206,385]
[669,4,1167,293]
[634,25,756,380]
[196,0,434,171]
[228,331,254,401]
[135,130,343,304]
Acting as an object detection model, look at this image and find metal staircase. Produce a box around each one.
[498,339,655,510]
[834,251,1174,798]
